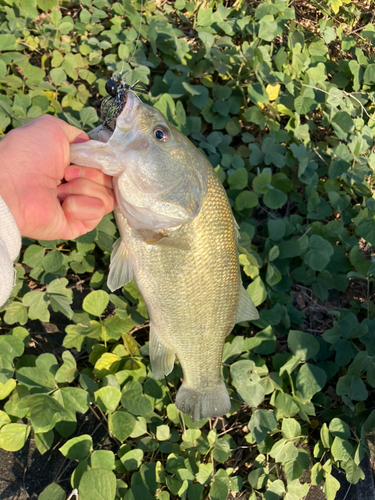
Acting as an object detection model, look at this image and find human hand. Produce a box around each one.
[0,115,117,241]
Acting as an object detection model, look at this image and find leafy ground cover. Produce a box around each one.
[1,0,375,499]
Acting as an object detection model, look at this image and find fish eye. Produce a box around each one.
[154,127,169,142]
[105,78,118,97]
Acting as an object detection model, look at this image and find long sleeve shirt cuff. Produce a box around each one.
[0,196,21,307]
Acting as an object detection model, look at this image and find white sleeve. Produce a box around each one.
[0,196,21,307]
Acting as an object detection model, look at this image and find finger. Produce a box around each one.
[61,195,113,240]
[18,114,88,145]
[13,115,89,170]
[64,165,114,190]
[57,178,117,213]
[62,194,106,223]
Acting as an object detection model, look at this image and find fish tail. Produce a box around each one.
[175,381,231,422]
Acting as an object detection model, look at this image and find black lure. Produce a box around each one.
[100,73,148,132]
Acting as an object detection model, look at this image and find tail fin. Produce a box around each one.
[175,381,231,422]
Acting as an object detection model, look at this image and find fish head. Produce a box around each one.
[70,91,208,231]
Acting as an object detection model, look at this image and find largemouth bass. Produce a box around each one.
[70,91,259,421]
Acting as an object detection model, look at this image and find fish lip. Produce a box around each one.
[116,90,140,132]
[124,90,141,117]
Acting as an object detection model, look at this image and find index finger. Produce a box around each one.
[18,115,89,166]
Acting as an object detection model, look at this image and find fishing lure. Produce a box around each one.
[100,73,148,132]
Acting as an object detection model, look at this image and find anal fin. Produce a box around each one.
[236,284,259,323]
[149,323,175,380]
[107,238,134,292]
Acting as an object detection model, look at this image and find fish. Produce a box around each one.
[70,91,259,421]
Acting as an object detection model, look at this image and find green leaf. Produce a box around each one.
[83,290,109,316]
[16,353,58,393]
[3,302,28,326]
[231,360,255,386]
[246,277,267,307]
[264,480,285,500]
[281,418,301,439]
[331,437,353,462]
[295,363,327,399]
[288,330,320,361]
[55,351,77,384]
[210,469,229,500]
[188,483,204,500]
[332,111,354,134]
[54,387,90,419]
[0,379,16,400]
[0,335,24,363]
[0,423,30,451]
[35,430,54,455]
[268,219,286,241]
[90,450,115,471]
[248,468,268,489]
[120,449,144,471]
[79,469,116,500]
[0,34,20,51]
[23,245,45,268]
[329,418,350,439]
[228,168,248,190]
[274,393,298,420]
[196,462,214,485]
[342,459,365,484]
[108,410,136,442]
[311,463,324,485]
[303,235,334,271]
[121,380,153,415]
[95,386,121,412]
[23,291,50,322]
[50,68,67,85]
[156,425,171,441]
[38,483,66,500]
[284,460,304,481]
[356,221,375,246]
[43,249,63,273]
[253,172,272,194]
[20,394,66,433]
[269,439,298,463]
[263,188,287,209]
[364,63,375,84]
[294,96,315,114]
[212,437,232,463]
[80,107,98,127]
[323,474,341,500]
[248,410,277,443]
[60,435,93,461]
[258,15,281,42]
[234,191,258,211]
[336,375,368,401]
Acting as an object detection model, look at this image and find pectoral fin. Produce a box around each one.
[149,323,175,380]
[236,284,259,323]
[107,238,134,292]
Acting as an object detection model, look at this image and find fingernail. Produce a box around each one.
[57,184,67,199]
[72,133,90,144]
[66,167,81,180]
